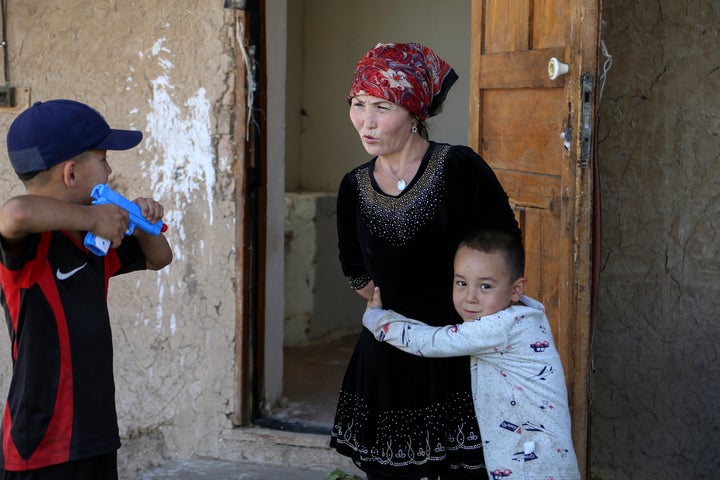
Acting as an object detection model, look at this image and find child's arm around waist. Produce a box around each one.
[363,287,512,357]
[363,307,511,357]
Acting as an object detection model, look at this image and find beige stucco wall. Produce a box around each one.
[0,2,241,477]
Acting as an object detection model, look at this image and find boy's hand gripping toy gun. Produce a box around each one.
[83,184,168,256]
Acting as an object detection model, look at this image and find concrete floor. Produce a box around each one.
[262,334,357,431]
[138,457,335,479]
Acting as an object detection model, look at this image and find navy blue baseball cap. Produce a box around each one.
[7,99,143,177]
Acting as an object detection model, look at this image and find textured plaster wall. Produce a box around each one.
[0,2,239,478]
[592,0,720,478]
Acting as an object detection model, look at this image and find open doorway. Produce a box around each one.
[260,0,473,432]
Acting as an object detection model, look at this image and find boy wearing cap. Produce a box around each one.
[0,99,172,479]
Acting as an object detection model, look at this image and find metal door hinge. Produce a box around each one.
[580,73,594,167]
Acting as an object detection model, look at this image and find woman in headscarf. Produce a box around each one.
[330,42,522,480]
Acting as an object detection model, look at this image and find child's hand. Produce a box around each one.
[366,286,383,310]
[133,197,165,224]
[89,203,130,247]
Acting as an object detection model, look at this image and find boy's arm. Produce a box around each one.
[0,195,128,248]
[363,307,513,358]
[128,196,172,271]
[0,195,171,270]
[133,231,172,270]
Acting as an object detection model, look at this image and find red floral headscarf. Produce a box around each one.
[348,42,458,120]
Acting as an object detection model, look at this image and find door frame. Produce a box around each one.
[229,0,267,427]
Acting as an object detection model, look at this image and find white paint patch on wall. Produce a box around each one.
[142,38,217,262]
[126,37,220,334]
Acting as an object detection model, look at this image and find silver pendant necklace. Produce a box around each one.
[392,140,428,191]
[394,159,417,192]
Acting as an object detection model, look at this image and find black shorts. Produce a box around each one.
[0,452,118,480]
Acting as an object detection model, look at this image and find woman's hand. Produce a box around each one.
[366,286,383,310]
[356,280,376,300]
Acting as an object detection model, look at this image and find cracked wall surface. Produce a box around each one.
[592,0,720,478]
[0,2,239,478]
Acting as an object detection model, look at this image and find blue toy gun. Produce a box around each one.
[83,184,168,256]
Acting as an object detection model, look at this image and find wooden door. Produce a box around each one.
[469,1,600,477]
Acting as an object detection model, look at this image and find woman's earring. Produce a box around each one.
[411,122,418,134]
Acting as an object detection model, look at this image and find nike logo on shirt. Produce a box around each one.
[56,263,88,280]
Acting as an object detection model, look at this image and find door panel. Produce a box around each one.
[516,205,560,333]
[481,88,566,175]
[470,0,600,477]
[533,1,570,48]
[477,48,564,89]
[484,0,530,52]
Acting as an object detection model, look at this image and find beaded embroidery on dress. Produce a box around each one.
[356,144,451,248]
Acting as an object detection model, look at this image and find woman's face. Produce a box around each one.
[349,95,414,157]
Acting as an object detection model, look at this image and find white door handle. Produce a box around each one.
[548,57,569,80]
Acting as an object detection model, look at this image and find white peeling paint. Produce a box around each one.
[128,38,221,335]
[143,38,217,264]
[158,58,174,71]
[156,305,163,331]
[157,279,165,305]
[151,38,170,56]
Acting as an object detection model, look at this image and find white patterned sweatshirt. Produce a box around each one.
[363,295,580,480]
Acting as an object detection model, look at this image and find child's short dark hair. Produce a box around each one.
[458,228,525,281]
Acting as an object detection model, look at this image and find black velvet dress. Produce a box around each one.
[330,142,521,478]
